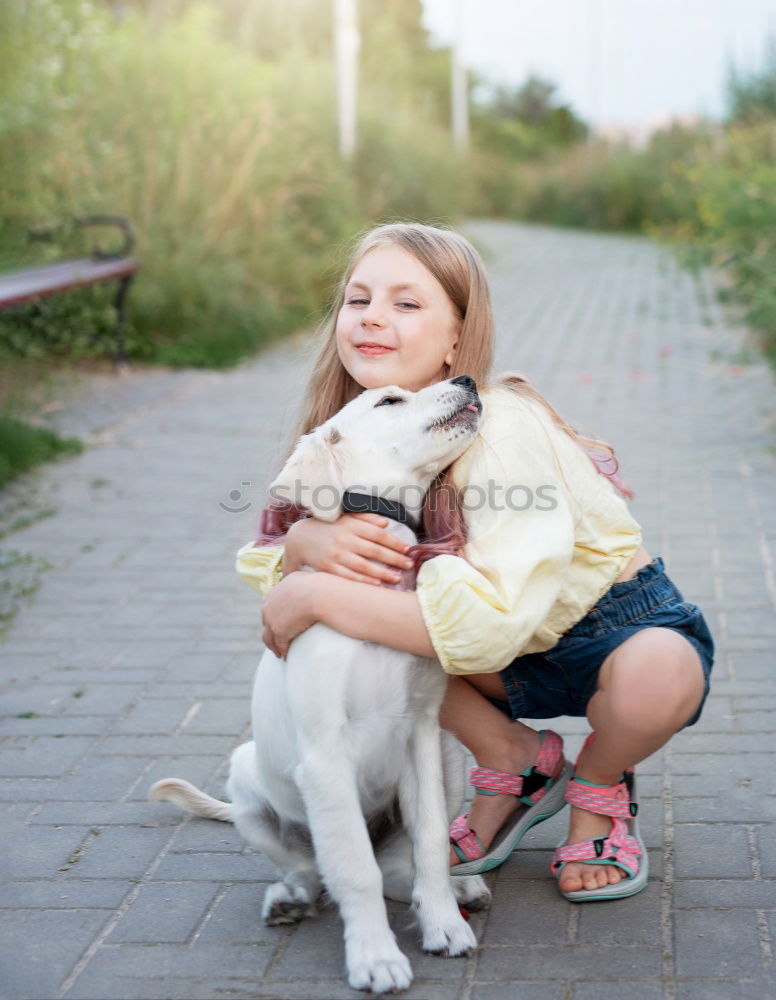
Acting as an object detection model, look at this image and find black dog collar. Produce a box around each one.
[341,490,419,531]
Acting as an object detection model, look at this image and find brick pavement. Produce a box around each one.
[1,220,774,999]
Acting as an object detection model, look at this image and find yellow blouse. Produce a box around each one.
[235,384,642,676]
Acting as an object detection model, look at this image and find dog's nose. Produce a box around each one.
[451,375,477,392]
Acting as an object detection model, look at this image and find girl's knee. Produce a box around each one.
[598,628,705,725]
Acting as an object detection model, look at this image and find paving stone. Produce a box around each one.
[572,986,665,1000]
[0,736,96,777]
[29,801,182,826]
[46,753,148,802]
[152,848,277,882]
[674,983,776,1000]
[63,943,275,999]
[481,878,568,945]
[0,777,58,802]
[474,943,663,980]
[194,884,278,945]
[167,818,244,852]
[672,788,776,823]
[96,733,237,756]
[181,697,250,735]
[0,909,107,1000]
[673,878,776,908]
[472,985,564,1000]
[0,879,132,909]
[673,824,753,878]
[157,652,230,683]
[69,825,172,878]
[111,697,194,735]
[673,908,765,978]
[0,715,113,736]
[58,683,147,716]
[0,822,93,879]
[576,881,662,945]
[108,881,218,943]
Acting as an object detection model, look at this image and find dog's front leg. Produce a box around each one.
[399,714,477,957]
[287,629,412,994]
[296,742,412,993]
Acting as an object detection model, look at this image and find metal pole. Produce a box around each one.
[335,0,360,159]
[451,0,469,151]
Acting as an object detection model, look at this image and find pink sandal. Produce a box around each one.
[449,729,570,877]
[551,735,647,902]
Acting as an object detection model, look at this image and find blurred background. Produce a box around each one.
[0,0,775,457]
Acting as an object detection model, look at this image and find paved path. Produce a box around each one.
[1,221,775,1000]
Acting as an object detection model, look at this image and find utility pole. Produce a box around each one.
[334,0,360,159]
[451,0,469,151]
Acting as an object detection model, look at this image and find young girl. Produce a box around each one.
[236,222,714,902]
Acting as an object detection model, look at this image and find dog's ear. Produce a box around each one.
[268,427,347,522]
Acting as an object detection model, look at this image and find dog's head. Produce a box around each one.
[269,377,482,522]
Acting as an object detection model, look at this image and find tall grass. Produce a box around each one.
[0,2,470,367]
[2,2,775,369]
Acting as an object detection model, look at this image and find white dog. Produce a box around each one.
[150,377,490,994]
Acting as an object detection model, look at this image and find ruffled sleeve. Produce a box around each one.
[415,390,576,675]
[235,541,284,597]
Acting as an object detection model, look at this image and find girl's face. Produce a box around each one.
[335,245,460,393]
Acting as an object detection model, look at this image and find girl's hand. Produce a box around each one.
[284,513,414,585]
[261,572,319,659]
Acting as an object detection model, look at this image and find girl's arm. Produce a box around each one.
[281,514,415,584]
[261,571,435,660]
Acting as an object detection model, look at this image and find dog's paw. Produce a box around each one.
[346,938,412,994]
[262,882,317,926]
[421,913,477,958]
[451,873,491,912]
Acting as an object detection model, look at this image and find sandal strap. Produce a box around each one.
[551,818,643,877]
[564,778,637,819]
[449,814,486,863]
[469,729,564,805]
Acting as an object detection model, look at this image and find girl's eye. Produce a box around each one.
[347,297,369,306]
[397,301,419,310]
[375,396,405,407]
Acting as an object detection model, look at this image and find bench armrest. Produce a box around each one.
[28,215,135,260]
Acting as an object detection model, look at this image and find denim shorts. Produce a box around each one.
[494,557,714,728]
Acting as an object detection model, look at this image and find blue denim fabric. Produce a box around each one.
[495,557,714,728]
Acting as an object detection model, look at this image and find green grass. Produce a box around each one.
[0,415,82,488]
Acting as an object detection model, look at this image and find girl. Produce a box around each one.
[236,222,714,902]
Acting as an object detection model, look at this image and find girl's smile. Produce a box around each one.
[336,245,460,393]
[356,342,395,356]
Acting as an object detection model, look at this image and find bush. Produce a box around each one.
[0,416,82,487]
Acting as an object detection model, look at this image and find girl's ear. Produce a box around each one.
[268,430,346,523]
[444,320,461,368]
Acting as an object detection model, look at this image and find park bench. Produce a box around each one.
[0,214,138,364]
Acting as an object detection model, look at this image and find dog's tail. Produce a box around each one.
[148,778,234,823]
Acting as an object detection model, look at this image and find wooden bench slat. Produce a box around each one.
[0,257,139,307]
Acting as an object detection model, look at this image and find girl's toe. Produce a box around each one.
[558,863,582,892]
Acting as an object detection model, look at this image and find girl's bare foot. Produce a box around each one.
[555,804,625,892]
[449,729,565,866]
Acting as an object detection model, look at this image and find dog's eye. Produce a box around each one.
[375,396,405,407]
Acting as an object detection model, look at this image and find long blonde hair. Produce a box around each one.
[258,222,631,549]
[296,222,494,436]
